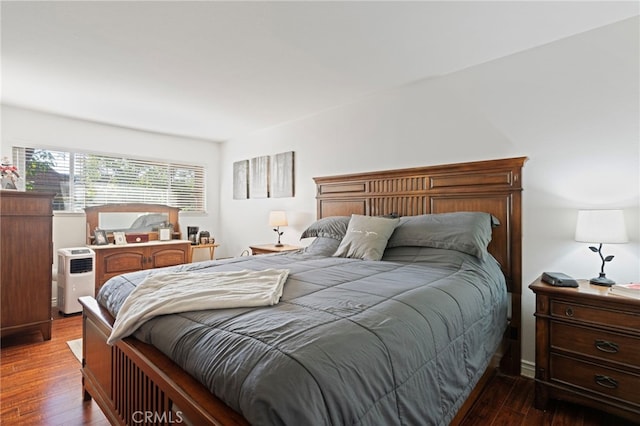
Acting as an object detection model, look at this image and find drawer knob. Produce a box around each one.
[595,339,619,354]
[594,374,618,389]
[565,307,574,317]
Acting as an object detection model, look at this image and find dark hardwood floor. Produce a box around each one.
[1,312,636,425]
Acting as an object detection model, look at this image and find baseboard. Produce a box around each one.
[521,360,535,378]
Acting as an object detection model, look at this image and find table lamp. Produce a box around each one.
[575,209,628,286]
[269,211,288,247]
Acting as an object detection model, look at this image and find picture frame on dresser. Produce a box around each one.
[93,229,109,245]
[113,231,126,245]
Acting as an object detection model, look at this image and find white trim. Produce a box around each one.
[521,359,535,378]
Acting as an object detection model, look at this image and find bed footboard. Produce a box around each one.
[79,296,248,426]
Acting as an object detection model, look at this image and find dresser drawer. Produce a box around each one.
[551,322,640,367]
[551,300,640,331]
[551,353,640,405]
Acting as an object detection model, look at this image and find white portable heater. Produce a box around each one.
[57,247,95,314]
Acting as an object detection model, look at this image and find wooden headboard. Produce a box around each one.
[313,156,527,375]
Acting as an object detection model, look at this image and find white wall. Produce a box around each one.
[220,18,640,372]
[0,105,223,264]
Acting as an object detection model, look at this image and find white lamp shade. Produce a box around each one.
[575,210,628,244]
[269,211,288,227]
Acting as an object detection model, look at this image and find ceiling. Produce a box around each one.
[2,1,638,142]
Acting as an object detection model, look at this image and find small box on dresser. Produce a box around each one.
[530,277,640,422]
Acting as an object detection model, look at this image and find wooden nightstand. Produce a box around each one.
[530,277,640,422]
[189,243,219,263]
[249,244,301,255]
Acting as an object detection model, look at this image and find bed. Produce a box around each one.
[80,156,527,425]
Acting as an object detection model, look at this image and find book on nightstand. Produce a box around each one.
[610,283,640,299]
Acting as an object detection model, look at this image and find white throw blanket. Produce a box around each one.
[107,268,289,344]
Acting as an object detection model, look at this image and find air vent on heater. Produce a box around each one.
[70,257,93,274]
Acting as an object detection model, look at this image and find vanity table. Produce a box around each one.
[85,204,190,293]
[89,240,190,294]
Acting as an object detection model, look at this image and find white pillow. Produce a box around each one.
[333,214,399,261]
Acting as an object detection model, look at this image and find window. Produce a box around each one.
[12,147,206,213]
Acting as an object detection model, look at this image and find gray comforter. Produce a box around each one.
[97,247,507,426]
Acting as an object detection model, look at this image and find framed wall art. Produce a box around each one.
[249,155,269,198]
[233,160,249,200]
[234,151,295,199]
[270,151,295,198]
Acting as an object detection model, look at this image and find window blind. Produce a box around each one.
[12,147,206,213]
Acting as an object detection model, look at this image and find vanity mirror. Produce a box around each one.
[98,212,169,233]
[85,203,182,244]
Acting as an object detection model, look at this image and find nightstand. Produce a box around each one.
[249,244,301,255]
[189,243,219,263]
[530,277,640,422]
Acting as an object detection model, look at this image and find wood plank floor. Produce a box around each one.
[1,311,108,425]
[1,313,637,425]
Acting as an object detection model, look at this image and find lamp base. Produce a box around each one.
[274,243,284,247]
[589,273,615,287]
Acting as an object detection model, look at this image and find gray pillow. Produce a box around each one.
[386,212,493,259]
[303,237,341,256]
[333,214,399,261]
[300,216,351,241]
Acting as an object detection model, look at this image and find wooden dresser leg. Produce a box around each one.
[41,322,52,341]
[534,377,549,410]
[82,375,92,401]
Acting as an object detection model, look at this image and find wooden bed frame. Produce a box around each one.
[80,156,527,425]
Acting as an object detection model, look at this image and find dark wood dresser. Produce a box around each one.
[530,277,640,421]
[0,190,54,341]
